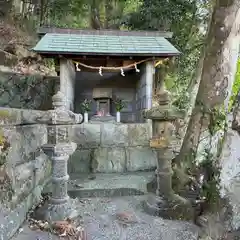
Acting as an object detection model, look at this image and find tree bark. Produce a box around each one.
[104,0,112,29]
[90,0,102,29]
[176,0,240,167]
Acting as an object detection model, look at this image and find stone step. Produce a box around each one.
[44,172,155,198]
[68,172,155,198]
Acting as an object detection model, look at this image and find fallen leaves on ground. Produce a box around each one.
[115,211,138,225]
[27,194,86,239]
[28,218,87,240]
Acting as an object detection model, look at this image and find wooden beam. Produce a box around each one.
[65,55,145,61]
[38,52,175,60]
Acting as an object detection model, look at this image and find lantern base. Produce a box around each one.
[32,197,81,222]
[143,193,194,221]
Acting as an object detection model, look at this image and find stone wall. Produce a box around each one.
[0,70,57,110]
[68,122,156,174]
[0,108,50,240]
[220,111,240,230]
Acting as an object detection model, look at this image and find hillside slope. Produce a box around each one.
[0,18,57,110]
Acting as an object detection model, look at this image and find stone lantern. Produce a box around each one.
[35,91,83,221]
[143,80,194,220]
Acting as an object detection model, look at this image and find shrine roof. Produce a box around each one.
[33,28,180,57]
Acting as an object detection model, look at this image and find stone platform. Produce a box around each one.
[13,196,200,240]
[43,172,155,198]
[68,123,160,174]
[69,172,154,198]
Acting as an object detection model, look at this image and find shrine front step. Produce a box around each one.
[44,172,154,198]
[68,172,154,198]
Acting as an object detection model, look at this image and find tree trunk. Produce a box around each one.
[176,52,205,156]
[176,0,240,168]
[90,0,102,29]
[104,0,112,29]
[39,0,45,26]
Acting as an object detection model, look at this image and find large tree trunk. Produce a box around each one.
[175,2,240,237]
[175,0,240,169]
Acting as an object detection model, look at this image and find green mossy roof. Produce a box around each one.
[33,33,180,57]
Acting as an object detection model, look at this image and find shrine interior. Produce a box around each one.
[74,67,141,123]
[74,61,154,123]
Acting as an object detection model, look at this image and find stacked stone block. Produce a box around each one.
[0,108,50,240]
[68,122,156,174]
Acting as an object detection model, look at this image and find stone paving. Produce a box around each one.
[13,195,200,240]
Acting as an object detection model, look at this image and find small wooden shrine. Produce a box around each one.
[33,27,180,123]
